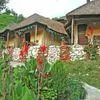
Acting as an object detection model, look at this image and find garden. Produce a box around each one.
[0,38,100,100]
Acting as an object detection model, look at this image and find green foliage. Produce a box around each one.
[17,14,24,23]
[48,61,85,100]
[64,58,100,88]
[21,85,36,100]
[0,13,17,30]
[66,78,85,100]
[0,53,12,99]
[13,57,37,90]
[0,55,86,100]
[0,38,5,49]
[40,87,57,100]
[1,39,99,100]
[40,61,86,100]
[0,56,38,100]
[0,40,37,99]
[50,61,67,94]
[0,10,24,30]
[84,40,98,60]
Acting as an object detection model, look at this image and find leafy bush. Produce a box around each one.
[0,58,86,100]
[49,61,86,100]
[0,38,5,49]
[84,40,98,60]
[41,61,86,100]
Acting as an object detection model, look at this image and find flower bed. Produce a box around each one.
[4,44,88,63]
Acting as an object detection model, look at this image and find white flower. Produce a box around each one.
[47,45,60,64]
[70,44,85,61]
[12,48,21,61]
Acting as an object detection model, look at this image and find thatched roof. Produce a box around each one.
[67,0,100,16]
[0,13,66,34]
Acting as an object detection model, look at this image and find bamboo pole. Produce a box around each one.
[43,29,46,45]
[7,32,10,47]
[35,25,37,43]
[71,18,74,44]
[74,24,78,44]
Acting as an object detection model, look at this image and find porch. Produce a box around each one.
[66,15,100,46]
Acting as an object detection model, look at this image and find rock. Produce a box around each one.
[84,83,100,100]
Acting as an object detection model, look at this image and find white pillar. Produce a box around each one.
[35,25,37,42]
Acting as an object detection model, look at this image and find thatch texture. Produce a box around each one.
[67,0,100,16]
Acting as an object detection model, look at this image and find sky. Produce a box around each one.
[7,0,87,18]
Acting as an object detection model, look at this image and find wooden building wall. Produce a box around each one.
[77,23,100,45]
[30,27,60,45]
[6,27,61,47]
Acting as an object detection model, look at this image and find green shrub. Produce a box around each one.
[42,61,86,100]
[84,40,98,60]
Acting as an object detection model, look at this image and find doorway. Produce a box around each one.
[25,32,30,43]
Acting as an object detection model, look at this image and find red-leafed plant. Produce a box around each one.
[36,45,51,100]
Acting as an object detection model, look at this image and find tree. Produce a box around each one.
[0,0,9,11]
[17,14,24,23]
[5,8,11,14]
[5,9,25,23]
[10,9,17,16]
[0,9,25,30]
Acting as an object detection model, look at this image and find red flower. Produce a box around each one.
[37,57,43,65]
[20,43,29,57]
[42,73,50,78]
[40,45,47,53]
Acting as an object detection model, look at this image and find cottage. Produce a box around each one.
[0,13,68,47]
[66,0,100,45]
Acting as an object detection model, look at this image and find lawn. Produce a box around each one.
[63,57,100,89]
